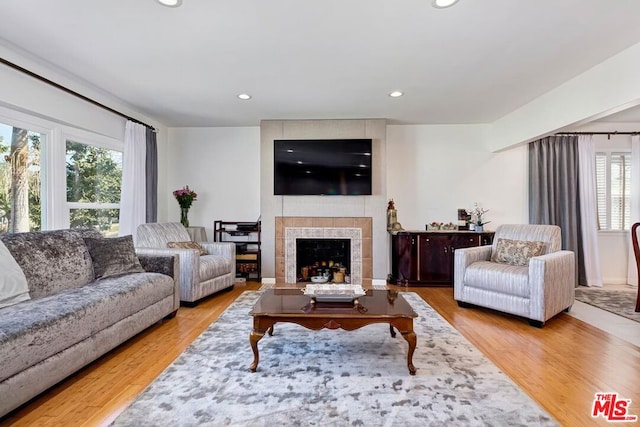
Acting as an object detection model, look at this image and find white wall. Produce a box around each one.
[488,41,640,151]
[387,125,528,231]
[166,127,261,241]
[598,233,629,285]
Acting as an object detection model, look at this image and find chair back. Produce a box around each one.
[631,223,640,312]
[136,222,191,248]
[492,224,561,255]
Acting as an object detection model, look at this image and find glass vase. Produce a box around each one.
[180,207,190,228]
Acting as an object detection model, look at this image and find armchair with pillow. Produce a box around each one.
[454,224,575,327]
[136,222,236,305]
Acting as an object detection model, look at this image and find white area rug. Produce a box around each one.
[112,291,557,426]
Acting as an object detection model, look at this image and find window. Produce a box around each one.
[0,122,45,234]
[66,140,122,237]
[0,105,124,235]
[596,151,631,230]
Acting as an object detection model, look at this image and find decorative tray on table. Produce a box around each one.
[302,284,366,303]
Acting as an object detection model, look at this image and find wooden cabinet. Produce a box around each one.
[389,231,494,286]
[214,220,261,281]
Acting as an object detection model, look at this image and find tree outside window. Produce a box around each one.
[66,141,122,236]
[0,123,43,234]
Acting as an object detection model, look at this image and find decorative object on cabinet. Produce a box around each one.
[389,230,494,286]
[457,208,471,230]
[387,199,398,232]
[428,222,456,230]
[214,220,261,281]
[467,202,489,232]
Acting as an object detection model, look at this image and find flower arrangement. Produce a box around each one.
[468,203,490,226]
[173,186,197,209]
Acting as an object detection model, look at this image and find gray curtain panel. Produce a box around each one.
[528,135,582,286]
[145,127,158,223]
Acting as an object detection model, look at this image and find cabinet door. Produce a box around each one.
[418,234,451,282]
[480,233,493,246]
[391,233,417,283]
[451,234,479,251]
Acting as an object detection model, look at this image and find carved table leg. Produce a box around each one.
[389,324,396,338]
[401,331,417,375]
[267,325,274,336]
[249,330,265,372]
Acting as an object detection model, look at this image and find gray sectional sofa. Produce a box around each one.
[0,229,180,417]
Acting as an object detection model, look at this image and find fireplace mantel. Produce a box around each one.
[275,217,372,284]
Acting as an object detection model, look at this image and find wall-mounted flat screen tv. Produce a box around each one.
[274,139,372,196]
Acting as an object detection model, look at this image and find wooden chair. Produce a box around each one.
[630,223,640,312]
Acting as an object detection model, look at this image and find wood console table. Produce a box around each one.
[388,230,494,286]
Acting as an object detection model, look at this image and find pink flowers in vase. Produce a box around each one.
[173,186,197,209]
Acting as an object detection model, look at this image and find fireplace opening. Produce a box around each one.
[296,238,351,283]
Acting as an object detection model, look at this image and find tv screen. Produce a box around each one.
[274,139,372,195]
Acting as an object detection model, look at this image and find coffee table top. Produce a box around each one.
[250,289,417,319]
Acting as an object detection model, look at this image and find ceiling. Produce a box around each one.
[2,0,640,127]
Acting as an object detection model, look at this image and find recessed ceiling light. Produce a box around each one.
[432,0,459,8]
[389,91,404,98]
[157,0,182,7]
[237,93,252,100]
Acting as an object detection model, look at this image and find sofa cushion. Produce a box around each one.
[200,254,233,278]
[491,238,544,266]
[167,241,207,256]
[464,261,530,298]
[84,235,144,279]
[0,240,30,309]
[0,229,101,299]
[0,272,174,383]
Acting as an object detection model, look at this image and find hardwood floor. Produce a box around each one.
[3,282,639,426]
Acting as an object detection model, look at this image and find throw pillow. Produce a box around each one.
[491,238,545,266]
[84,235,145,280]
[167,241,207,256]
[0,240,31,309]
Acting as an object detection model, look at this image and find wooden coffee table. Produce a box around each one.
[249,288,418,375]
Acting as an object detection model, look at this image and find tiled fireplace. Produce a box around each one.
[275,217,373,284]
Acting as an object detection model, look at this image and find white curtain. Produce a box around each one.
[577,135,603,286]
[627,135,640,287]
[119,121,147,239]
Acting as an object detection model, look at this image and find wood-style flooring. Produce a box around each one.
[2,282,639,426]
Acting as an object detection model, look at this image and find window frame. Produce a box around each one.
[0,104,123,232]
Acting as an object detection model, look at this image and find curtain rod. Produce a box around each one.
[0,57,156,131]
[555,131,640,137]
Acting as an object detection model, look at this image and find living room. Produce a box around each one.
[1,1,640,425]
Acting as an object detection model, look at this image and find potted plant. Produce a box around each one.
[468,203,490,232]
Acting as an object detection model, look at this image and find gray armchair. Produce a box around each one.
[454,224,575,327]
[136,222,235,305]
